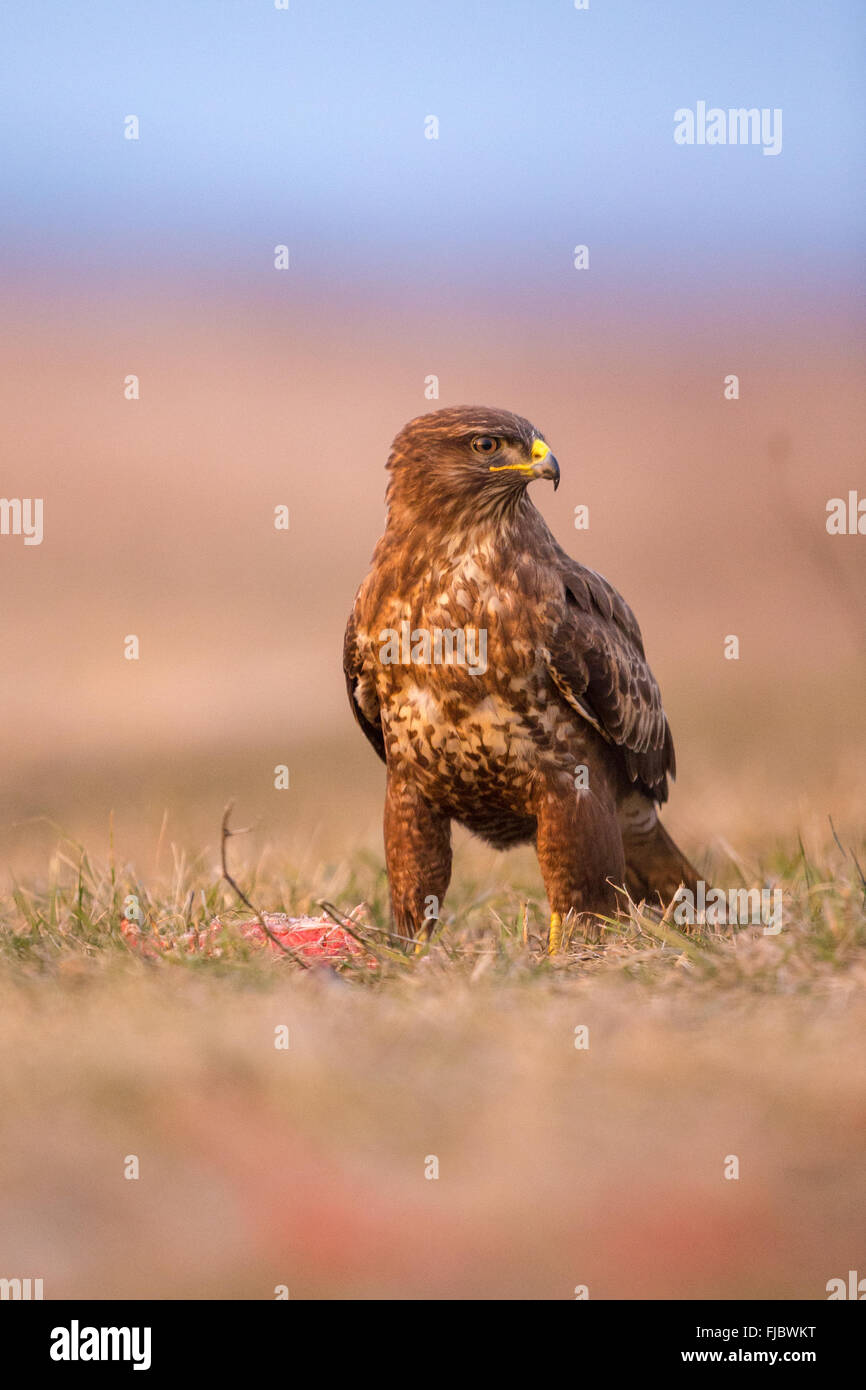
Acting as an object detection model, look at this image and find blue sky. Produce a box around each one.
[2,1,863,292]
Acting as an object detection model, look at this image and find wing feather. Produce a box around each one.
[546,563,675,803]
[343,610,386,764]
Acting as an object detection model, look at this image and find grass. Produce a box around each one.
[1,816,865,1299]
[3,818,864,993]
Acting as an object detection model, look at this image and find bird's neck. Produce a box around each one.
[384,488,538,552]
[375,496,553,591]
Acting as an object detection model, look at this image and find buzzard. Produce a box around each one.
[344,406,698,952]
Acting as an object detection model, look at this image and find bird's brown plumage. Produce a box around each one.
[344,406,698,945]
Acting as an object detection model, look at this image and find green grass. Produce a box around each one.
[3,823,864,995]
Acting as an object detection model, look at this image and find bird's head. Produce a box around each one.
[384,406,559,531]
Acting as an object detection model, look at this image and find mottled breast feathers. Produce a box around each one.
[344,539,676,806]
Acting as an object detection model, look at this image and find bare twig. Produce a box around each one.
[220,803,309,968]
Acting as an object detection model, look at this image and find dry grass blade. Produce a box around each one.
[317,900,401,965]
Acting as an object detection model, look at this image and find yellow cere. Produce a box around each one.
[489,438,550,475]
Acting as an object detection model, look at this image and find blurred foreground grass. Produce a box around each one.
[1,814,864,1299]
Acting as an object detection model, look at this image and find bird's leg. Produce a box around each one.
[383,773,452,950]
[534,778,625,954]
[548,911,564,954]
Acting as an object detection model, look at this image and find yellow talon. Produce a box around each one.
[548,911,563,955]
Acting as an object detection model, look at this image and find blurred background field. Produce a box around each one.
[1,296,863,887]
[1,293,863,877]
[1,0,864,1299]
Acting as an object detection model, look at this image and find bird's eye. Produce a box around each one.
[471,436,500,455]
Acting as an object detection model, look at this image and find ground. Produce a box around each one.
[1,794,864,1300]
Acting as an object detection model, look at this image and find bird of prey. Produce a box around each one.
[343,406,699,952]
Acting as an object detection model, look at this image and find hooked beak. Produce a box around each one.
[530,438,560,490]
